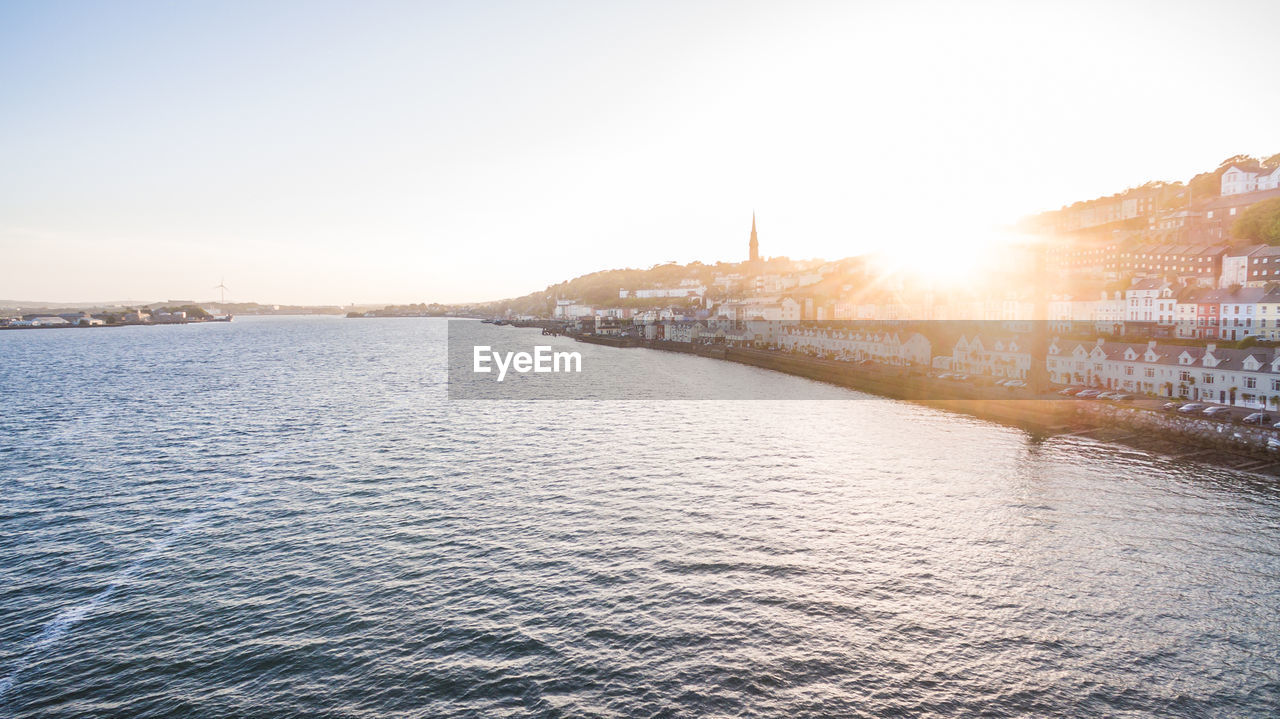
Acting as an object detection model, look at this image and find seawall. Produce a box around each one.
[645,340,1077,432]
[638,338,1280,469]
[556,329,1280,471]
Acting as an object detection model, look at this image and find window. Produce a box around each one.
[1126,366,1134,376]
[1180,371,1193,382]
[1144,367,1155,378]
[1246,377,1257,389]
[1203,374,1215,384]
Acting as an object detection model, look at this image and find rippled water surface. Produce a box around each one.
[2,316,1279,717]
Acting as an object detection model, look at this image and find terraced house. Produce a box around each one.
[1048,338,1280,409]
[780,327,932,367]
[951,335,1032,380]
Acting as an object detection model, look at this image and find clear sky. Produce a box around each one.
[2,0,1278,305]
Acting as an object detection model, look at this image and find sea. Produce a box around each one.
[1,315,1278,717]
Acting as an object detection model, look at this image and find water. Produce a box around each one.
[2,316,1278,717]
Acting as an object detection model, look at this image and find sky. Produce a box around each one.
[2,0,1278,305]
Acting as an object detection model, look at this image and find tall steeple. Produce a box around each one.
[749,212,759,262]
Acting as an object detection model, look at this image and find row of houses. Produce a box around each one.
[1048,339,1280,408]
[633,316,1280,410]
[1051,280,1280,341]
[776,327,932,366]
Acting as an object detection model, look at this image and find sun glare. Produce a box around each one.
[871,231,1006,292]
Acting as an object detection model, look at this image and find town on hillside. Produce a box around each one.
[481,154,1280,412]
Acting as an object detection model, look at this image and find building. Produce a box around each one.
[553,300,594,319]
[780,326,931,367]
[1221,163,1280,196]
[1184,288,1223,340]
[1244,246,1280,286]
[1124,279,1174,325]
[748,213,759,262]
[1049,338,1280,409]
[1221,245,1266,287]
[715,297,800,322]
[620,286,706,299]
[951,335,1031,380]
[1117,241,1226,283]
[1218,287,1275,341]
[1198,187,1280,242]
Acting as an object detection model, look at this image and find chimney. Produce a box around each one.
[1096,337,1105,347]
[1148,339,1157,352]
[1206,343,1216,354]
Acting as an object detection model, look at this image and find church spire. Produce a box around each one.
[749,212,759,262]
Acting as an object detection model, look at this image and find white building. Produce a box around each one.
[1094,291,1126,333]
[1218,287,1272,341]
[553,301,594,319]
[780,326,931,367]
[1125,279,1174,325]
[620,286,706,299]
[1220,245,1263,288]
[715,297,800,322]
[952,335,1031,380]
[1221,164,1280,196]
[1049,338,1280,409]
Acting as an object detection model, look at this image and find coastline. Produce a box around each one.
[562,331,1280,478]
[0,317,233,330]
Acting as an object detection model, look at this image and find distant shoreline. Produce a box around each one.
[0,317,233,331]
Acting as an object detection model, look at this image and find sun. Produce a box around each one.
[871,231,1005,292]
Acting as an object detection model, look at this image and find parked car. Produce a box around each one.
[1202,406,1231,417]
[1076,389,1102,399]
[1058,387,1082,396]
[1109,394,1133,401]
[1004,380,1027,388]
[936,372,953,380]
[1161,402,1181,411]
[1177,403,1205,413]
[1243,413,1274,425]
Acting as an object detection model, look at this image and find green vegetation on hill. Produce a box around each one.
[1233,197,1280,245]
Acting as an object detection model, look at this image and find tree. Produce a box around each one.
[1232,197,1280,245]
[1219,154,1257,169]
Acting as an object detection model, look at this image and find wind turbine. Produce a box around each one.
[213,278,230,305]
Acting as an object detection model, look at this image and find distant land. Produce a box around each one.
[0,299,352,315]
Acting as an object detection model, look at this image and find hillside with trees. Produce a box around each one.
[1233,197,1280,245]
[470,257,841,316]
